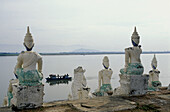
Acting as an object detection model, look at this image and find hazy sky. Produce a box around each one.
[0,0,170,51]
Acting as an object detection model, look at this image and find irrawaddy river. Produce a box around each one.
[0,54,170,106]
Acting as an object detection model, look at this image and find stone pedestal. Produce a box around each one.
[11,84,44,109]
[78,87,90,99]
[168,84,170,90]
[114,74,149,95]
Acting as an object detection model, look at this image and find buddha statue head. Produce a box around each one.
[103,56,109,69]
[131,27,140,47]
[23,26,34,51]
[74,66,86,74]
[151,54,157,70]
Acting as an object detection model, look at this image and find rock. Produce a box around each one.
[130,101,136,105]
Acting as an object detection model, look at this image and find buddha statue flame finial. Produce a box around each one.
[24,26,34,49]
[134,26,137,32]
[151,54,157,69]
[131,27,140,46]
[27,26,30,33]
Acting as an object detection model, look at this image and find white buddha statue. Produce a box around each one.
[114,27,148,95]
[10,26,44,109]
[96,56,113,96]
[14,26,43,86]
[71,66,89,100]
[148,54,161,90]
[120,27,144,75]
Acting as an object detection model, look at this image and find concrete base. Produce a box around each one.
[78,88,90,100]
[11,84,44,109]
[114,74,149,95]
[168,84,170,90]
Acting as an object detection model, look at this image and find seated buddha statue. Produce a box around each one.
[97,56,113,96]
[13,26,43,86]
[148,54,161,90]
[120,27,144,75]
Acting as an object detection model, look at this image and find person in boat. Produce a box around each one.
[65,74,69,78]
[57,74,59,78]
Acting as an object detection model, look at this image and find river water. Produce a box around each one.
[0,54,170,105]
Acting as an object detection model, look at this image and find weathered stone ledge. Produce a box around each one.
[1,89,170,112]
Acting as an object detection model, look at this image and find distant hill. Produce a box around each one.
[1,44,170,56]
[0,44,88,53]
[72,48,100,53]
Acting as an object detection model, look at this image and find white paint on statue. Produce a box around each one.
[114,27,148,95]
[10,26,44,109]
[120,27,144,75]
[149,55,159,82]
[98,69,113,88]
[71,66,90,100]
[97,56,113,96]
[98,56,113,88]
[78,87,91,100]
[148,55,161,90]
[14,27,42,77]
[14,51,42,73]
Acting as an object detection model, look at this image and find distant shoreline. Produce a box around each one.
[0,51,170,56]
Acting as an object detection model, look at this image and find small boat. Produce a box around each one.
[46,74,72,81]
[47,80,70,86]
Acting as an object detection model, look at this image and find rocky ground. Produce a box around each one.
[1,88,170,112]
